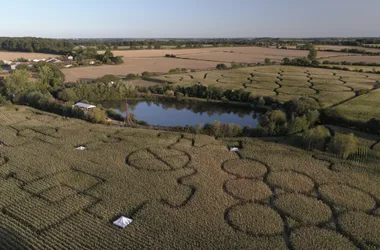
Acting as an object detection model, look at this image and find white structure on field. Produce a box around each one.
[73,102,96,110]
[113,216,133,228]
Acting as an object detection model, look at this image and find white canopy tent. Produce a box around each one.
[113,216,133,228]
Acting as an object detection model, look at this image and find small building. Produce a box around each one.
[73,102,96,110]
[46,58,61,64]
[68,56,74,61]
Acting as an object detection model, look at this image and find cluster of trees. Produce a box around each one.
[282,46,319,67]
[165,54,176,58]
[258,97,321,136]
[0,37,73,54]
[56,81,137,102]
[72,48,123,65]
[168,68,187,74]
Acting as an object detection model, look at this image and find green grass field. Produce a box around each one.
[0,106,380,249]
[148,66,380,110]
[332,89,380,122]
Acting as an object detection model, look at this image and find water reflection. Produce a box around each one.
[101,99,260,127]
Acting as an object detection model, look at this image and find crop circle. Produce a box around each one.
[227,203,284,236]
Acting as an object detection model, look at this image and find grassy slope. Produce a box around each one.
[0,106,379,249]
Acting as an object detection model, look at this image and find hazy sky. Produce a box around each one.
[1,0,379,38]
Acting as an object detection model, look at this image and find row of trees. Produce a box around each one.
[0,37,73,54]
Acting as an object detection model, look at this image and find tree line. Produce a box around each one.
[0,37,73,54]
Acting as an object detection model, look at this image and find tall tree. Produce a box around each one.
[308,46,318,61]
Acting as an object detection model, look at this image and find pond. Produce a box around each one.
[101,99,261,128]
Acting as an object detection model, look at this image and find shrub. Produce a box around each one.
[259,110,288,135]
[125,73,138,80]
[288,115,309,134]
[328,133,358,159]
[216,64,228,70]
[302,126,331,150]
[97,74,120,83]
[87,108,107,123]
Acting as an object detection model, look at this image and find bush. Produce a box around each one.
[125,74,138,80]
[97,74,120,83]
[87,108,107,123]
[288,115,309,134]
[216,64,228,70]
[259,110,288,136]
[328,133,358,159]
[302,126,331,151]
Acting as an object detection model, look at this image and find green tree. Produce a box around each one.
[87,108,107,123]
[57,88,78,102]
[216,64,228,70]
[264,58,271,65]
[259,110,288,135]
[308,46,318,61]
[4,69,30,96]
[303,126,331,150]
[328,133,358,159]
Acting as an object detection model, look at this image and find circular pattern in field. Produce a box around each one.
[222,159,267,178]
[225,179,272,201]
[338,211,380,247]
[274,193,332,225]
[267,171,314,193]
[127,148,190,171]
[319,184,376,211]
[227,203,284,236]
[291,227,357,250]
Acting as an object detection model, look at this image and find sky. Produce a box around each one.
[1,0,380,38]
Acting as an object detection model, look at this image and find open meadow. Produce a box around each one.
[149,65,380,109]
[0,106,379,249]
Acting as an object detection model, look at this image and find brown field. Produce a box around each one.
[62,57,224,82]
[64,46,353,81]
[323,55,380,63]
[0,52,57,61]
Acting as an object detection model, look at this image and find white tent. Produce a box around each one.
[113,216,133,228]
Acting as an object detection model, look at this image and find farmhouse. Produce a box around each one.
[73,102,96,110]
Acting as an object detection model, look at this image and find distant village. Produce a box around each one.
[0,54,98,73]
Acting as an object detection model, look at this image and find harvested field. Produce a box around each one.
[63,46,353,81]
[0,51,57,61]
[62,57,223,82]
[0,106,379,249]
